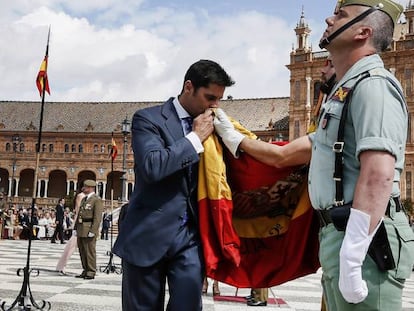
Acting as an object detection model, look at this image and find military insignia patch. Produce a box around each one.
[331,87,350,102]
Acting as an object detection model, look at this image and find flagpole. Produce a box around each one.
[1,28,51,311]
[100,133,122,274]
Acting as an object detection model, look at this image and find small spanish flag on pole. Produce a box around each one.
[109,133,118,193]
[36,27,51,97]
[110,134,118,162]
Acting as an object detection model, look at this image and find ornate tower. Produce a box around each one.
[404,1,414,39]
[286,7,328,141]
[295,7,311,53]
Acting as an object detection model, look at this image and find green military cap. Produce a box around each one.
[83,179,96,187]
[335,0,404,25]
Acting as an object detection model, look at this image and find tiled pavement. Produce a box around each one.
[0,239,413,310]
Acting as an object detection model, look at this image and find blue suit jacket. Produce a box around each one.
[113,98,200,267]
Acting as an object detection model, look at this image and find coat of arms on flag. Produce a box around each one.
[198,129,320,288]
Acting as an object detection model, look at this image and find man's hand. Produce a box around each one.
[339,208,382,303]
[192,109,214,142]
[87,232,95,238]
[213,108,244,157]
[72,230,77,237]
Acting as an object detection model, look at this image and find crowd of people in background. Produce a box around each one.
[0,201,75,242]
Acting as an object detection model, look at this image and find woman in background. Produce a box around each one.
[56,189,86,274]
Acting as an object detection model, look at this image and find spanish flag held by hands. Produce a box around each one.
[198,120,320,288]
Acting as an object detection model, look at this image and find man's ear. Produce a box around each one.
[356,26,373,40]
[183,80,193,94]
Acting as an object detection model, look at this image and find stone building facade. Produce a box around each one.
[0,98,289,210]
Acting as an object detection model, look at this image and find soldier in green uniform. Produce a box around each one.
[214,1,414,310]
[74,179,103,279]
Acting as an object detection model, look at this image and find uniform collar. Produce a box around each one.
[336,54,383,87]
[85,192,95,200]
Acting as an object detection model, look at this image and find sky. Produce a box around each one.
[0,0,410,102]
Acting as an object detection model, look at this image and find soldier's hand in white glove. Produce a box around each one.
[339,208,382,303]
[87,232,95,238]
[72,230,77,237]
[213,108,245,158]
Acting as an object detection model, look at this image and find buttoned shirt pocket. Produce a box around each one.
[318,100,344,147]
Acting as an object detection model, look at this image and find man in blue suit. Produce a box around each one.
[113,59,235,311]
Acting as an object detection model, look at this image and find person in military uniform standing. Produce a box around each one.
[75,179,103,279]
[214,1,414,310]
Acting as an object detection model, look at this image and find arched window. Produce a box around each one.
[101,144,105,153]
[79,144,83,153]
[42,144,47,152]
[19,143,25,152]
[71,144,76,152]
[94,144,99,153]
[49,144,54,153]
[6,143,11,152]
[64,144,69,152]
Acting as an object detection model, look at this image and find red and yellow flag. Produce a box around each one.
[198,121,320,288]
[110,137,118,161]
[36,56,50,97]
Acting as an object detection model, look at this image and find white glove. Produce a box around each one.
[87,232,95,238]
[72,230,77,237]
[339,208,382,303]
[213,108,245,158]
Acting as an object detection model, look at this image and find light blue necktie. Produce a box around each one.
[181,117,194,226]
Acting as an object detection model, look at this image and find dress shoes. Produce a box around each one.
[247,300,267,307]
[84,275,95,280]
[61,241,67,244]
[75,274,86,278]
[51,240,57,244]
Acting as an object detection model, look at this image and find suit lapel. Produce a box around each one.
[162,98,184,141]
[161,99,196,194]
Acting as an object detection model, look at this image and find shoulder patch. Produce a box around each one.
[331,87,351,103]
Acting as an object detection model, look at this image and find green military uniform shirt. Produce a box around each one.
[308,54,407,210]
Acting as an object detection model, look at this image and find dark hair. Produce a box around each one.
[182,59,234,93]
